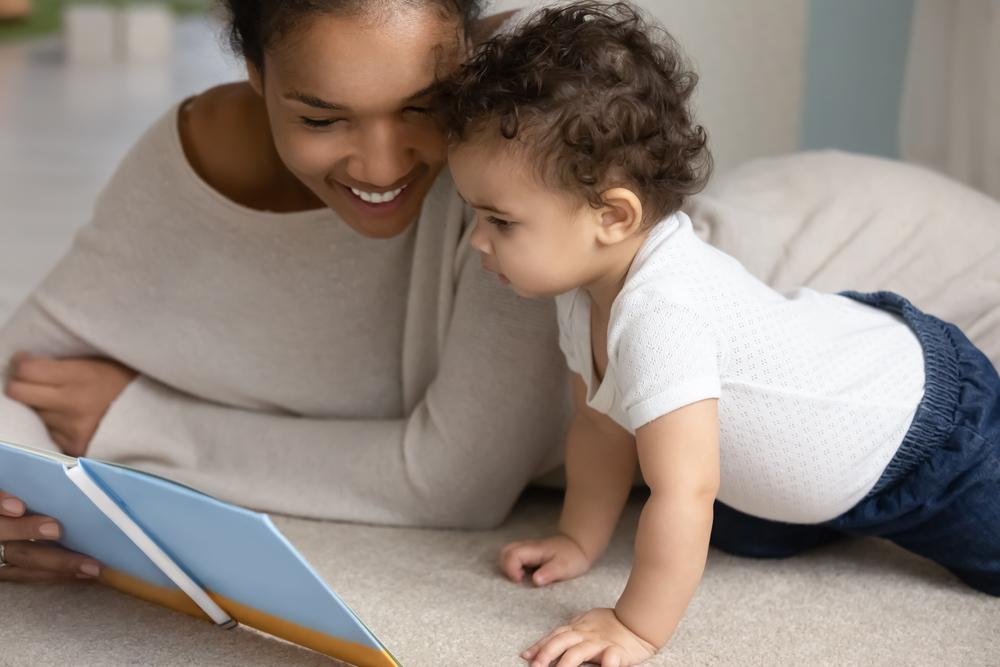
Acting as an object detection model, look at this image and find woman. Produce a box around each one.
[0,0,571,582]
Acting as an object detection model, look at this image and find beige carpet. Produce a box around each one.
[1,489,997,666]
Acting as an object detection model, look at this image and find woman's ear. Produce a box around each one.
[594,187,644,246]
[247,60,264,97]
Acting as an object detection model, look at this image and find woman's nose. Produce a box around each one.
[349,121,417,187]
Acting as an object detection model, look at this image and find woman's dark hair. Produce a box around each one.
[434,1,711,225]
[221,0,484,70]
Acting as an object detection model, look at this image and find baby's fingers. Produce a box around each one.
[600,646,626,667]
[556,640,606,667]
[532,555,575,587]
[531,630,586,667]
[500,541,547,583]
[522,625,573,661]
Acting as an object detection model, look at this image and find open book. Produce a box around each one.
[0,439,400,667]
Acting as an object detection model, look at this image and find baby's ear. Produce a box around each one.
[596,187,644,245]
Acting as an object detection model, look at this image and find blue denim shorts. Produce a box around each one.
[710,291,1000,596]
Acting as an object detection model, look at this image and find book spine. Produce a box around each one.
[64,464,237,630]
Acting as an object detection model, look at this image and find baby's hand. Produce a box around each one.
[499,534,592,587]
[521,608,657,667]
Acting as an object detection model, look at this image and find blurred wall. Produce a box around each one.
[802,0,915,158]
[491,0,916,170]
[491,0,809,174]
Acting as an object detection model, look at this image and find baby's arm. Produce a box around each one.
[616,398,719,648]
[563,373,638,560]
[523,399,718,667]
[500,374,635,585]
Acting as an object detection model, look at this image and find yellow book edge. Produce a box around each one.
[101,568,400,667]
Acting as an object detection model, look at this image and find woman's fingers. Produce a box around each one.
[0,566,81,584]
[3,379,71,412]
[0,492,26,517]
[0,514,62,542]
[9,354,78,386]
[0,492,103,584]
[0,541,101,578]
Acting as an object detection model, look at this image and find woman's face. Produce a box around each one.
[254,7,464,238]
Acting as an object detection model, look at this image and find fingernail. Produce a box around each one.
[1,498,23,514]
[38,522,60,538]
[79,562,101,577]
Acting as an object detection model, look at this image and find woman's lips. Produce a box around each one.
[338,181,412,215]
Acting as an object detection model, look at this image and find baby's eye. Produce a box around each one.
[487,215,514,231]
[300,117,342,129]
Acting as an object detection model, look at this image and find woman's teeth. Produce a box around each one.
[350,185,406,204]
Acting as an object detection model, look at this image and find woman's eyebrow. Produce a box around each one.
[404,83,438,102]
[282,83,435,111]
[283,90,344,110]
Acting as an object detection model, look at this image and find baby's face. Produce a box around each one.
[449,139,600,299]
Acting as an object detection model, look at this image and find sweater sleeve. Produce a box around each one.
[87,248,573,529]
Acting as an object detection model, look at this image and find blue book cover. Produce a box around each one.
[0,439,400,667]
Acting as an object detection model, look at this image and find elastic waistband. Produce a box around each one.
[840,291,962,494]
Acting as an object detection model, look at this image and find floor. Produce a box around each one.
[2,490,999,666]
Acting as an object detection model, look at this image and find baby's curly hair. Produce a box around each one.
[434,0,712,225]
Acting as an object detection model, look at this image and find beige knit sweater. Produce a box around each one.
[0,104,572,528]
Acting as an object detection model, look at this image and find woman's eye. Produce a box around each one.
[403,106,429,115]
[300,117,341,128]
[487,215,514,231]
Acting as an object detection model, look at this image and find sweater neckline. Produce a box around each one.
[166,97,336,225]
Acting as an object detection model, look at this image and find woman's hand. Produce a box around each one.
[521,608,658,667]
[0,491,102,583]
[4,353,136,457]
[500,534,593,587]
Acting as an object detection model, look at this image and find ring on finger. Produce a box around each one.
[0,542,8,568]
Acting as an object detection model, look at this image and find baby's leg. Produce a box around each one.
[833,320,1000,596]
[710,501,843,559]
[867,434,1000,596]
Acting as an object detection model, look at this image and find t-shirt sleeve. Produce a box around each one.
[612,292,722,431]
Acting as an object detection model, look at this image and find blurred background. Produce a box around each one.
[0,0,998,321]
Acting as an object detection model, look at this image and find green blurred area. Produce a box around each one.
[0,0,213,42]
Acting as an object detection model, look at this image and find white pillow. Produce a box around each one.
[685,150,1000,367]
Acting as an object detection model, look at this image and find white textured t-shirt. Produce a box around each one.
[556,213,925,522]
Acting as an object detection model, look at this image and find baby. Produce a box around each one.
[435,2,1000,666]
